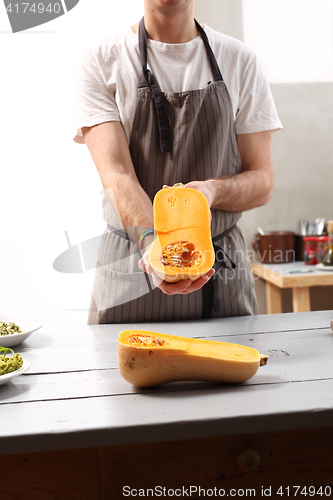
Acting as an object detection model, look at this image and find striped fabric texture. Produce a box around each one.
[88,81,258,324]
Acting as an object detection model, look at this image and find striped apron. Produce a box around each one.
[88,18,258,324]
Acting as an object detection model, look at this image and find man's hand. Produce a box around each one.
[163,182,214,207]
[138,247,215,295]
[163,182,213,220]
[183,181,215,208]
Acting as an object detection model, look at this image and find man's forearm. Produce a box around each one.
[186,130,274,213]
[103,171,154,245]
[82,122,154,246]
[208,169,273,212]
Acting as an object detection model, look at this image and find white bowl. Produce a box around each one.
[315,263,333,272]
[0,314,42,347]
[0,359,30,386]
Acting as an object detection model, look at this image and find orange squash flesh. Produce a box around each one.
[148,185,215,282]
[118,330,268,388]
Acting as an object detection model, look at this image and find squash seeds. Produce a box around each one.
[162,241,203,268]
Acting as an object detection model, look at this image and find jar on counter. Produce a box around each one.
[322,220,333,266]
[303,236,318,265]
[316,236,328,264]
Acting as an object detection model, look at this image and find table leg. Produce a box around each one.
[265,282,282,314]
[292,287,311,312]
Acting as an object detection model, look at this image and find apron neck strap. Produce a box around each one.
[194,20,223,82]
[138,17,150,87]
[137,17,224,153]
[138,17,223,84]
[138,17,172,153]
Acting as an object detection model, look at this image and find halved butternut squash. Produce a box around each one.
[148,184,215,282]
[118,330,268,387]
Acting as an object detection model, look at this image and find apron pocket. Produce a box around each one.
[93,262,153,311]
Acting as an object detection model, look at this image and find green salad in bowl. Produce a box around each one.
[0,321,22,336]
[0,314,42,347]
[0,347,23,375]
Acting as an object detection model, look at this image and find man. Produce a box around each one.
[74,0,282,324]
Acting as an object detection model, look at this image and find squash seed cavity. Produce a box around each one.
[162,241,203,268]
[129,334,167,347]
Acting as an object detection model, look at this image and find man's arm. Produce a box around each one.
[82,121,214,295]
[185,130,274,211]
[82,121,154,243]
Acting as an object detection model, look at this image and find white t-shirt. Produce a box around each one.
[74,24,282,144]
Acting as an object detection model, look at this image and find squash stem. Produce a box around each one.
[259,354,268,366]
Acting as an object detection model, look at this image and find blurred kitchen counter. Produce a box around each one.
[251,260,333,313]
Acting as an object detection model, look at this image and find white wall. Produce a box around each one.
[194,0,243,40]
[0,1,144,326]
[195,0,333,313]
[240,82,333,245]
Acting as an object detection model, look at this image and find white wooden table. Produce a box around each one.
[1,311,333,499]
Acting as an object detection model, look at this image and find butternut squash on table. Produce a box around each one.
[118,330,268,387]
[148,184,215,282]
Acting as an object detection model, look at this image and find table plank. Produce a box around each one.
[18,310,333,350]
[6,323,331,375]
[0,377,333,455]
[1,326,332,401]
[3,427,333,496]
[100,427,333,494]
[0,448,102,500]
